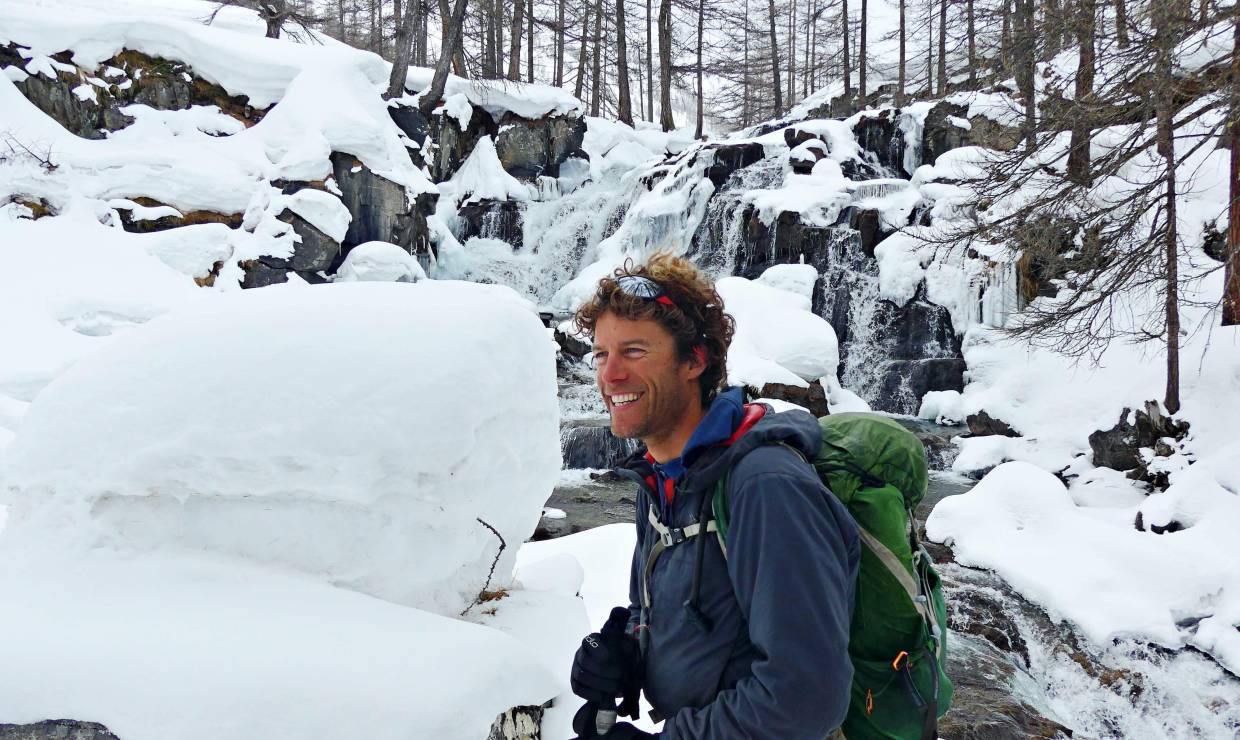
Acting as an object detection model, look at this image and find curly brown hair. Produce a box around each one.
[574,253,736,405]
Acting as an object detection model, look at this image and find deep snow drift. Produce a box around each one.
[0,280,571,738]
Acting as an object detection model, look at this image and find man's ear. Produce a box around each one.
[684,346,707,380]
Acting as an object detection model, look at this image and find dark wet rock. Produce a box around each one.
[703,142,766,188]
[848,207,886,256]
[1202,224,1228,262]
[113,198,242,233]
[0,720,120,740]
[5,44,262,140]
[487,705,544,740]
[3,196,57,219]
[920,100,1022,167]
[426,107,495,181]
[922,102,972,166]
[278,210,339,273]
[1088,401,1189,473]
[456,199,524,246]
[1133,511,1186,535]
[554,325,591,359]
[949,581,1032,667]
[966,115,1022,153]
[788,139,828,174]
[239,258,290,288]
[754,380,830,417]
[939,641,1075,740]
[494,113,587,179]
[331,152,435,261]
[852,108,909,177]
[561,419,639,470]
[966,411,1020,438]
[387,101,430,168]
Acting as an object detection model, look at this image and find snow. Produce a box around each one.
[516,524,663,738]
[927,459,1240,675]
[717,274,840,388]
[0,548,560,740]
[446,135,531,205]
[334,240,426,283]
[4,281,561,617]
[441,92,475,130]
[402,69,584,121]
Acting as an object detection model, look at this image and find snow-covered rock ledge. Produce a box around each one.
[0,280,582,739]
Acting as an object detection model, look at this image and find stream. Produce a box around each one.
[538,402,1240,739]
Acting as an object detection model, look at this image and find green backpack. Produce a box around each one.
[712,411,952,740]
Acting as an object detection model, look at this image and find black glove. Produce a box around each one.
[572,702,657,739]
[570,606,641,714]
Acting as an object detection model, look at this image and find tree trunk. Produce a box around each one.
[743,0,750,127]
[695,0,704,137]
[1114,0,1129,48]
[967,0,976,85]
[1154,0,1181,414]
[926,0,933,96]
[1045,0,1061,56]
[1001,0,1011,69]
[1224,11,1240,326]
[659,0,674,130]
[859,0,867,97]
[556,0,566,85]
[937,0,947,94]
[618,0,634,124]
[527,1,534,82]
[576,3,591,99]
[1015,0,1036,152]
[788,0,796,105]
[419,0,470,115]
[496,0,505,77]
[842,0,851,95]
[507,0,525,80]
[265,14,282,38]
[1066,0,1095,185]
[591,1,602,116]
[768,0,784,113]
[898,0,906,104]
[647,0,655,122]
[803,0,812,97]
[388,0,422,97]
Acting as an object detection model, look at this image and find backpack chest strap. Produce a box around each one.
[640,505,718,609]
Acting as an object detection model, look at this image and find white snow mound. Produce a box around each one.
[335,241,426,282]
[4,280,561,616]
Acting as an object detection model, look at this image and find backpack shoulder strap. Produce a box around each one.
[711,439,807,559]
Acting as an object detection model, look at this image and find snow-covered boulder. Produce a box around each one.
[4,280,561,617]
[334,240,426,282]
[718,274,839,388]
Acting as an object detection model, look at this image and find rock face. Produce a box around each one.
[702,142,767,188]
[755,381,830,417]
[852,108,909,177]
[494,113,587,179]
[919,100,1022,167]
[0,720,119,740]
[331,152,435,263]
[457,199,524,246]
[2,44,261,139]
[561,419,639,470]
[1088,402,1190,472]
[966,411,1020,438]
[487,705,544,740]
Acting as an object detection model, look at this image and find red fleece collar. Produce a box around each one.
[643,403,767,502]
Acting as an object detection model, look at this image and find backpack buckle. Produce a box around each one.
[659,527,688,547]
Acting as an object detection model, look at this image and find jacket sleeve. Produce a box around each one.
[660,456,860,740]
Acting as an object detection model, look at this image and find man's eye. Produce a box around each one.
[590,352,607,367]
[623,348,646,359]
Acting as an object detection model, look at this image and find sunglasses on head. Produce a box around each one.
[616,275,678,309]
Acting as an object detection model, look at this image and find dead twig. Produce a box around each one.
[460,517,507,617]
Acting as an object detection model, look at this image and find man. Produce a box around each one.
[568,253,861,739]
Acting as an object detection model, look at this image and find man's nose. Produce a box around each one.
[598,355,628,386]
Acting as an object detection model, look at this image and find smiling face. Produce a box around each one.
[592,311,706,462]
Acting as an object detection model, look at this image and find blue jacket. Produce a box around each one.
[618,388,861,739]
